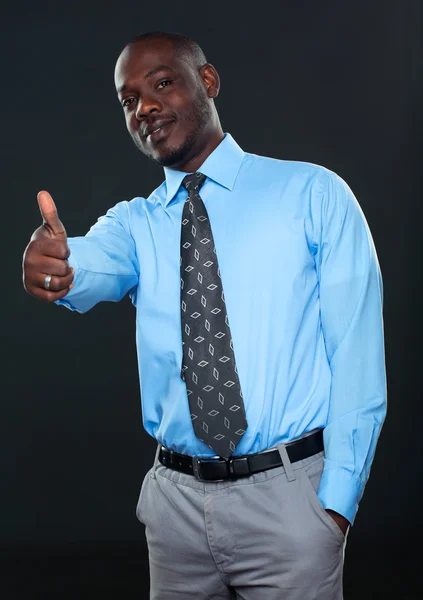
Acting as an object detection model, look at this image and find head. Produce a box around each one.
[114,32,223,171]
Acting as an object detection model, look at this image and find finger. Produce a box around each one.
[29,256,72,278]
[36,270,74,293]
[24,254,71,278]
[37,190,66,237]
[32,238,70,260]
[35,286,75,303]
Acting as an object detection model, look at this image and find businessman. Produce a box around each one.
[23,31,387,599]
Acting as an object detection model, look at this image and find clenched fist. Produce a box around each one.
[22,191,74,302]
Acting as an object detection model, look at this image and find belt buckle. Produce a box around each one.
[193,455,234,482]
[192,456,205,481]
[226,456,249,478]
[192,455,220,482]
[192,455,250,482]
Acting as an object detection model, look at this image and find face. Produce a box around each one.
[114,38,220,169]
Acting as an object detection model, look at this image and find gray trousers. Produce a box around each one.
[136,432,348,599]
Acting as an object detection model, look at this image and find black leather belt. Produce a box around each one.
[158,429,324,482]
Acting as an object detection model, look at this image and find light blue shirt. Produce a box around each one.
[57,133,387,525]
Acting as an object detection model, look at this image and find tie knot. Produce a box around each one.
[181,172,206,193]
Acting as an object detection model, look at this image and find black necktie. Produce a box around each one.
[180,172,248,459]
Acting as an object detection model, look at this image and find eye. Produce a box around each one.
[157,79,172,89]
[122,97,135,108]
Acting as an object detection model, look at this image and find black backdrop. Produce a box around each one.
[2,1,422,598]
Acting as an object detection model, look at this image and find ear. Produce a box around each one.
[199,63,220,98]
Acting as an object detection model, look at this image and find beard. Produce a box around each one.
[133,90,213,168]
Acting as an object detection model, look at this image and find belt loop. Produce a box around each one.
[151,442,162,479]
[276,442,296,482]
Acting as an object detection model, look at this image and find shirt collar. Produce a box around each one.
[162,133,245,207]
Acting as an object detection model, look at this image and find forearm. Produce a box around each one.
[56,235,139,313]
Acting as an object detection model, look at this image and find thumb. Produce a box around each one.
[37,190,67,238]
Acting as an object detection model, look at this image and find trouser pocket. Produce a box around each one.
[135,466,154,524]
[300,455,346,545]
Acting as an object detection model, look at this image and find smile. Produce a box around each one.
[145,121,174,143]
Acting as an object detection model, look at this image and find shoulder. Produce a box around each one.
[240,150,335,190]
[239,150,359,226]
[111,180,166,217]
[93,181,165,241]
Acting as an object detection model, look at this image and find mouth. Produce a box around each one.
[143,120,175,144]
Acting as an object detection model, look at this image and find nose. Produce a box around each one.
[136,94,162,121]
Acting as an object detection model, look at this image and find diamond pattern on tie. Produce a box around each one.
[180,172,248,459]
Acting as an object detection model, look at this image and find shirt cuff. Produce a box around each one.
[54,247,81,311]
[317,467,362,526]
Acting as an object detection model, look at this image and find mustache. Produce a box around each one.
[141,116,176,138]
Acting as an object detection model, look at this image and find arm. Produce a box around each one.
[56,200,139,313]
[315,171,387,527]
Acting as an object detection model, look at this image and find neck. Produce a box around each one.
[170,122,225,173]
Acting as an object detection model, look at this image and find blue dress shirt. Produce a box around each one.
[57,133,387,525]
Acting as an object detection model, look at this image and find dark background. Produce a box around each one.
[2,0,421,598]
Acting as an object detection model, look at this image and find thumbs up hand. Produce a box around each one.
[23,191,75,301]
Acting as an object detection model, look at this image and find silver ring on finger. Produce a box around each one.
[44,274,52,290]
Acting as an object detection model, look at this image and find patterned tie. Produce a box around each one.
[180,172,248,459]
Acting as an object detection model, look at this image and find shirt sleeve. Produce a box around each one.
[55,200,139,314]
[315,171,387,526]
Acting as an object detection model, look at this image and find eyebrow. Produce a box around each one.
[117,65,174,95]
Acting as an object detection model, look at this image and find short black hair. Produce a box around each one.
[126,31,208,68]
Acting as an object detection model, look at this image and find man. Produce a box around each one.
[22,31,387,599]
